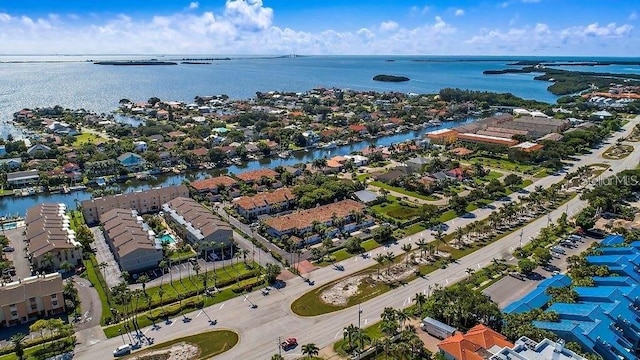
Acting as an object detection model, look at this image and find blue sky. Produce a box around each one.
[0,0,638,55]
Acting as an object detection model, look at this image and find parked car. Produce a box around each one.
[2,246,14,252]
[280,337,297,351]
[113,344,132,357]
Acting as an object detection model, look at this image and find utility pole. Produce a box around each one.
[358,304,363,360]
[519,229,524,248]
[278,337,282,357]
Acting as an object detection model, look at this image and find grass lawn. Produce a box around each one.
[0,189,13,197]
[356,173,371,182]
[521,179,533,187]
[438,210,457,223]
[0,340,75,360]
[471,156,537,174]
[370,199,421,221]
[333,321,383,355]
[73,132,103,146]
[533,169,549,178]
[370,181,439,201]
[465,203,478,212]
[404,223,426,236]
[84,255,114,325]
[361,239,380,252]
[323,240,382,265]
[125,330,238,360]
[169,247,196,262]
[69,210,85,231]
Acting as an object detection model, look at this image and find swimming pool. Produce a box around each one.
[1,222,17,230]
[158,234,176,245]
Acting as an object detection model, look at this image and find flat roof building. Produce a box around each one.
[457,133,519,147]
[490,337,586,360]
[100,209,163,273]
[426,129,458,144]
[81,184,189,225]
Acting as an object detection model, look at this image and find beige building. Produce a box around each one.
[0,273,65,327]
[26,204,83,271]
[162,197,233,257]
[100,209,163,273]
[81,184,189,225]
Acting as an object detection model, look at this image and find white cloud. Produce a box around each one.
[380,20,399,32]
[500,2,510,8]
[630,12,637,21]
[562,22,634,38]
[188,2,199,10]
[534,23,550,35]
[455,9,465,16]
[410,6,430,15]
[224,0,273,31]
[0,13,11,23]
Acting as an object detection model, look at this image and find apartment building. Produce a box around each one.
[0,273,65,327]
[233,187,295,219]
[162,197,233,257]
[81,184,189,225]
[25,203,83,271]
[100,209,163,273]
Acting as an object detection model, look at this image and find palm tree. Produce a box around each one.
[10,333,26,360]
[158,259,167,287]
[432,229,444,254]
[343,324,359,351]
[270,355,284,360]
[414,238,428,259]
[60,261,74,273]
[396,308,410,330]
[454,227,465,247]
[353,330,371,353]
[401,243,412,267]
[384,251,394,276]
[42,253,55,271]
[312,157,327,170]
[465,268,475,277]
[158,287,165,313]
[138,274,150,295]
[301,343,320,358]
[374,254,385,278]
[413,292,427,314]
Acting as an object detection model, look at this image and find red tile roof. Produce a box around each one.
[190,176,238,192]
[236,168,279,183]
[264,199,364,233]
[437,325,514,360]
[349,124,367,132]
[233,188,294,211]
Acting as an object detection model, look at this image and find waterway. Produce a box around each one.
[0,117,474,216]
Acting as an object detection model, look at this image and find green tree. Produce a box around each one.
[264,263,281,284]
[138,274,150,295]
[518,259,537,274]
[10,333,26,360]
[301,343,320,358]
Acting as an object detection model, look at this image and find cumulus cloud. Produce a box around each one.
[188,2,199,10]
[534,23,550,35]
[630,12,637,21]
[562,22,633,38]
[380,20,399,32]
[455,9,465,16]
[224,0,273,31]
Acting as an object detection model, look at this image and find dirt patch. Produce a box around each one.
[128,342,200,360]
[321,275,366,306]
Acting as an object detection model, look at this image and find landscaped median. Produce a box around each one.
[123,330,238,360]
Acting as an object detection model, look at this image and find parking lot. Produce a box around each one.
[90,227,122,288]
[2,227,32,281]
[484,235,600,308]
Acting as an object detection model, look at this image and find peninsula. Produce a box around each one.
[93,61,178,66]
[372,74,410,82]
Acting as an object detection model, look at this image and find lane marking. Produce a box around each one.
[170,320,176,327]
[335,330,342,339]
[509,257,514,261]
[364,319,368,325]
[446,279,449,284]
[219,303,225,310]
[196,310,203,318]
[143,328,151,335]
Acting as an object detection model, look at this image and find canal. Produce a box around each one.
[0,117,475,216]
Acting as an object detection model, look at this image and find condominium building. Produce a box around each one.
[162,197,233,256]
[0,273,65,327]
[81,184,189,225]
[233,187,295,219]
[25,203,83,271]
[100,209,163,273]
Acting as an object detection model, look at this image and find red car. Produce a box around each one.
[280,337,297,350]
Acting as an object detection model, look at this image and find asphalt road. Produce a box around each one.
[90,227,122,288]
[74,116,640,360]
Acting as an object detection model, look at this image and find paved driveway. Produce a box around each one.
[90,227,121,288]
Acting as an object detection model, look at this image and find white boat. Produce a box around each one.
[278,151,291,159]
[322,141,337,149]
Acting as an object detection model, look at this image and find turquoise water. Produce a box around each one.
[158,234,176,244]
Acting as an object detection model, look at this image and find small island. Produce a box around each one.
[373,74,410,82]
[93,61,178,66]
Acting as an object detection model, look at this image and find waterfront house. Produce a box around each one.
[85,159,120,177]
[0,158,22,170]
[100,209,163,273]
[117,152,146,171]
[236,168,280,186]
[405,156,432,174]
[26,144,52,157]
[162,197,233,258]
[6,170,39,188]
[133,141,148,152]
[0,273,65,327]
[233,187,295,219]
[348,124,368,135]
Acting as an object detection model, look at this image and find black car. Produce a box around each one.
[2,246,14,252]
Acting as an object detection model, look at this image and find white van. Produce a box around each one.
[113,344,132,357]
